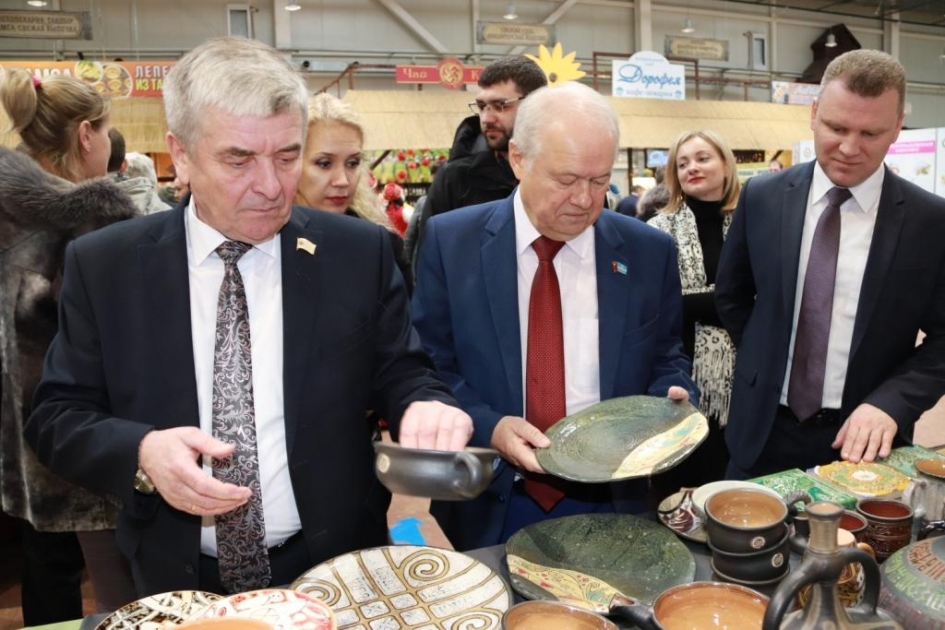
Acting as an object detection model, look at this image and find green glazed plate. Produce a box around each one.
[536,395,708,482]
[506,513,696,607]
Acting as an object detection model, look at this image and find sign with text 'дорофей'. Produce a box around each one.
[612,51,685,100]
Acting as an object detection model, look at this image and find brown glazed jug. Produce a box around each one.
[763,501,902,630]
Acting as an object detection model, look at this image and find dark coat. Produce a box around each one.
[0,147,138,531]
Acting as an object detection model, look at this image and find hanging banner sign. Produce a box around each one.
[664,36,729,61]
[771,81,819,105]
[476,21,555,46]
[612,51,685,100]
[395,58,482,89]
[0,60,175,98]
[0,10,92,40]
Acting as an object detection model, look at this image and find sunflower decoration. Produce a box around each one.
[525,42,586,87]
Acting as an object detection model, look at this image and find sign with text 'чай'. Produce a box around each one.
[0,10,92,40]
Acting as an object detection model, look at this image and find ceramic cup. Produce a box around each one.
[611,581,769,630]
[373,442,500,500]
[502,600,617,630]
[856,498,914,561]
[903,474,945,524]
[705,488,809,553]
[797,528,875,609]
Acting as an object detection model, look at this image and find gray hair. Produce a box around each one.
[511,82,618,164]
[164,37,308,152]
[125,151,159,187]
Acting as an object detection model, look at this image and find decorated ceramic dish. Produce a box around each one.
[292,545,511,629]
[814,461,910,498]
[95,590,222,630]
[657,489,708,543]
[192,589,334,630]
[880,536,945,629]
[536,396,708,483]
[879,445,945,478]
[916,458,945,480]
[505,513,695,608]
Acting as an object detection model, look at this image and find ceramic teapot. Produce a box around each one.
[763,501,902,630]
[902,470,945,524]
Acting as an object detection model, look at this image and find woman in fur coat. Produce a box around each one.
[0,69,139,623]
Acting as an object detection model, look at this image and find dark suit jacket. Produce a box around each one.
[411,194,697,550]
[716,162,945,470]
[25,204,456,595]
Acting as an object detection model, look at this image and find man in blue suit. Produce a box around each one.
[412,82,697,550]
[716,50,945,479]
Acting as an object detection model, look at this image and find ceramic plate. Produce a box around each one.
[95,590,222,629]
[916,458,945,480]
[192,589,334,629]
[505,513,695,608]
[292,545,511,629]
[536,396,709,483]
[814,461,910,497]
[658,490,707,544]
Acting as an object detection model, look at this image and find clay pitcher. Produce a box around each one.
[763,501,902,630]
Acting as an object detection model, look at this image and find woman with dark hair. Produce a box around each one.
[647,130,741,502]
[0,69,138,622]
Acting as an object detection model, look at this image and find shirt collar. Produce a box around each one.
[185,196,281,265]
[811,161,885,214]
[512,188,594,259]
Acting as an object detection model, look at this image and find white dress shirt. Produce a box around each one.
[185,201,301,556]
[781,162,884,409]
[514,190,601,416]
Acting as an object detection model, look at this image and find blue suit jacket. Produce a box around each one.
[25,203,456,595]
[716,162,945,471]
[411,194,697,549]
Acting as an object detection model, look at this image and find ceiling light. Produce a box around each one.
[285,0,301,11]
[27,0,49,6]
[681,17,695,34]
[503,2,518,20]
[825,33,837,47]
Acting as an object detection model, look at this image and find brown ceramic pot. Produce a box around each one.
[706,488,808,553]
[502,600,617,630]
[856,498,914,561]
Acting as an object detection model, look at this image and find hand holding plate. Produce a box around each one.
[490,415,550,473]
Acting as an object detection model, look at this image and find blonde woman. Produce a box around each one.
[648,130,741,498]
[0,69,138,621]
[296,92,412,292]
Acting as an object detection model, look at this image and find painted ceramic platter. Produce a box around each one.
[814,461,910,498]
[506,513,695,608]
[291,545,511,629]
[94,590,222,629]
[658,490,708,544]
[536,396,709,483]
[192,589,334,630]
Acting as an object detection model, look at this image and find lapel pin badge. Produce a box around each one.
[612,261,628,275]
[296,237,316,256]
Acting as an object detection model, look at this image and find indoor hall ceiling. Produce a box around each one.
[728,0,945,28]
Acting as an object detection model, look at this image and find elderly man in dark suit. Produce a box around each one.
[25,37,472,596]
[716,49,945,479]
[411,82,697,551]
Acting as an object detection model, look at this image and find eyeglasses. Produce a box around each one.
[467,96,525,115]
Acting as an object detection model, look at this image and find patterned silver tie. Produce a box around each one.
[211,241,271,593]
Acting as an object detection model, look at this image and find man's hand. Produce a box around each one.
[667,386,690,402]
[138,427,251,516]
[398,401,473,451]
[490,416,551,474]
[832,403,898,463]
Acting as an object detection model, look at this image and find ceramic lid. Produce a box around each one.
[879,536,945,630]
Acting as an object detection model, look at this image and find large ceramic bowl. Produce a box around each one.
[611,582,769,630]
[502,600,617,630]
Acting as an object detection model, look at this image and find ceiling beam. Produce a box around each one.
[508,0,580,55]
[374,0,449,54]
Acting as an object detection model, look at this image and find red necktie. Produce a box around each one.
[524,236,567,511]
[788,186,852,422]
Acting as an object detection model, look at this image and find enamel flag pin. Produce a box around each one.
[612,261,628,275]
[296,237,316,255]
